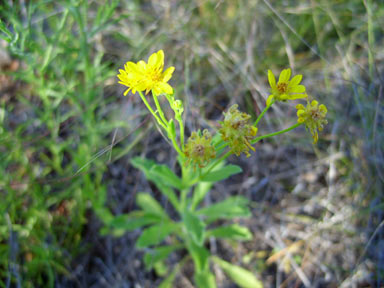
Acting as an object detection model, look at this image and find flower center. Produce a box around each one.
[193,144,205,156]
[277,82,288,94]
[310,109,321,120]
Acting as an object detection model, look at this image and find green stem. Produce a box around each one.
[170,133,184,157]
[177,116,184,150]
[152,93,169,126]
[138,91,167,129]
[187,149,232,187]
[254,98,276,126]
[203,150,232,177]
[251,122,302,144]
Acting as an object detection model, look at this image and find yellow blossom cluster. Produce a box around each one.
[296,101,328,143]
[117,50,175,96]
[219,105,258,157]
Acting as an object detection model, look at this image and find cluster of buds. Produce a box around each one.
[218,104,258,157]
[184,129,216,168]
[296,100,328,144]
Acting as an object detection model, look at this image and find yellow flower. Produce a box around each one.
[184,129,216,168]
[296,100,328,144]
[266,68,307,106]
[219,104,258,157]
[117,50,175,96]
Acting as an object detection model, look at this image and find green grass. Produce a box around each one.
[1,0,383,286]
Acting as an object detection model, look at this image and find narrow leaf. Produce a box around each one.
[136,222,179,248]
[197,196,250,222]
[195,271,217,288]
[207,224,253,241]
[108,211,161,232]
[183,209,206,246]
[131,157,180,211]
[144,244,182,270]
[158,257,188,288]
[201,165,242,182]
[186,239,210,272]
[150,165,183,190]
[191,181,213,210]
[136,193,168,219]
[213,257,263,288]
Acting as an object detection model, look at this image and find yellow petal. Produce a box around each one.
[288,93,308,100]
[290,85,306,93]
[278,68,291,83]
[155,82,174,95]
[288,74,302,87]
[319,104,327,113]
[162,66,175,82]
[297,110,305,116]
[137,60,146,71]
[156,50,164,65]
[295,104,305,110]
[311,100,319,107]
[125,62,139,73]
[268,70,276,89]
[298,117,305,123]
[148,52,158,67]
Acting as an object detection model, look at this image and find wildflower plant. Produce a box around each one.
[110,50,328,288]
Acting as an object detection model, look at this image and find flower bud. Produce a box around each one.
[219,104,258,157]
[184,129,216,168]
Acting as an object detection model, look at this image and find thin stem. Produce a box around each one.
[187,149,233,187]
[152,93,169,126]
[170,133,184,157]
[177,117,185,149]
[203,150,232,177]
[254,98,276,126]
[138,91,167,129]
[251,122,302,144]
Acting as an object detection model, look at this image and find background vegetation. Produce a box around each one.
[0,0,383,287]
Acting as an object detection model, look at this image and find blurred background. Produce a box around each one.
[1,0,383,287]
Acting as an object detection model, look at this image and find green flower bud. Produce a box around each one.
[184,129,216,168]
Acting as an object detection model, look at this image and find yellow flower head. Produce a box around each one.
[266,68,307,106]
[296,100,328,144]
[184,129,216,168]
[219,104,258,157]
[117,50,175,96]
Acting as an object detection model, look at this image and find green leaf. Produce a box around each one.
[158,267,177,288]
[213,257,263,288]
[167,118,176,139]
[144,244,182,270]
[207,224,253,241]
[195,271,217,288]
[136,193,168,219]
[191,181,213,210]
[201,165,242,182]
[150,165,183,190]
[108,211,162,232]
[156,183,180,213]
[153,261,168,277]
[0,19,13,42]
[131,156,157,176]
[186,239,210,272]
[158,257,188,288]
[131,157,180,211]
[183,209,206,246]
[136,222,179,248]
[197,196,250,222]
